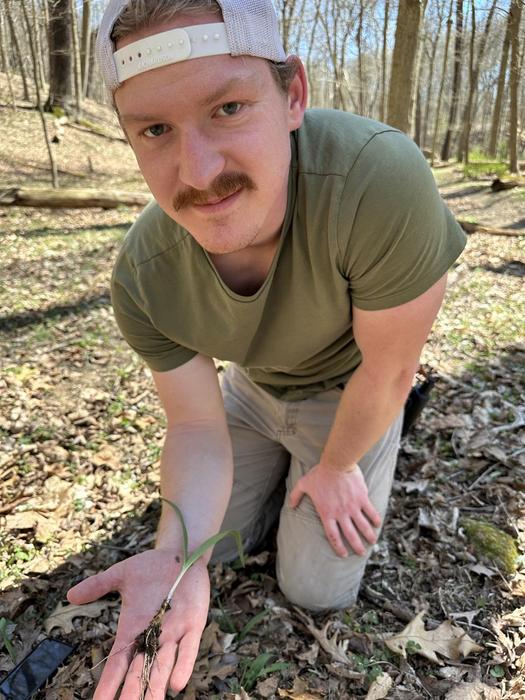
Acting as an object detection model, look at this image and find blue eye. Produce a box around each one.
[144,124,168,138]
[218,102,242,116]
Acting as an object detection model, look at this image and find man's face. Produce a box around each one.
[115,14,306,255]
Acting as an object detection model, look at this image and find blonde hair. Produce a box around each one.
[111,0,297,93]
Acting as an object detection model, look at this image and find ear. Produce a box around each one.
[286,56,308,131]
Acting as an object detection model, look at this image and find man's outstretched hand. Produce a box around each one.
[67,549,210,699]
[289,464,381,558]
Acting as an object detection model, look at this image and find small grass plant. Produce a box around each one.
[229,653,289,693]
[132,498,244,699]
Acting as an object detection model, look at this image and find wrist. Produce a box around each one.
[318,459,359,475]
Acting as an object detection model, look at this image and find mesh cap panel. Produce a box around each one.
[97,0,286,94]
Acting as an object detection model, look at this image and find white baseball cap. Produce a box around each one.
[96,0,287,94]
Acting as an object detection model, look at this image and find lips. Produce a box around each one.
[192,188,242,213]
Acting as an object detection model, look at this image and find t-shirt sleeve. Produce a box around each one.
[337,129,467,310]
[111,249,197,372]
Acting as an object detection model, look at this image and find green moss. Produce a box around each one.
[463,518,518,574]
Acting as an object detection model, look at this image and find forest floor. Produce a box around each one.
[1,81,524,699]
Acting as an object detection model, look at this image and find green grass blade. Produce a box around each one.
[259,661,289,677]
[0,618,16,663]
[238,609,270,641]
[161,498,188,562]
[184,528,244,569]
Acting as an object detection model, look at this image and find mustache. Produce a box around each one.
[173,172,256,211]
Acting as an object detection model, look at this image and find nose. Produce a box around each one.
[177,127,225,191]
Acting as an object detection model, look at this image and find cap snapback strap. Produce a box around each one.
[114,23,230,82]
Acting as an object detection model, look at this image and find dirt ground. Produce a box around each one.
[1,81,524,699]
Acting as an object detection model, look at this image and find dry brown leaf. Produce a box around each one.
[293,607,360,670]
[296,642,319,664]
[278,676,324,699]
[365,672,393,700]
[91,445,121,468]
[256,674,279,697]
[444,680,501,699]
[45,601,115,634]
[385,611,483,664]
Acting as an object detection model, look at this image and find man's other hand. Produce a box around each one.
[67,549,210,699]
[289,464,381,558]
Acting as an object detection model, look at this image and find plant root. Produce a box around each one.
[132,597,171,700]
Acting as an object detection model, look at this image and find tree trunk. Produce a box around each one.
[356,0,364,115]
[380,0,389,122]
[387,0,423,133]
[31,0,46,91]
[46,0,74,113]
[508,0,522,174]
[410,0,428,143]
[5,0,31,102]
[21,0,59,187]
[458,0,497,163]
[440,0,463,161]
[422,10,442,150]
[279,0,298,55]
[70,0,82,113]
[86,29,98,100]
[0,188,151,208]
[0,12,17,109]
[488,5,512,158]
[431,0,453,164]
[457,0,475,163]
[80,0,91,96]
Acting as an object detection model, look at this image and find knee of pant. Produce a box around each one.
[276,570,357,612]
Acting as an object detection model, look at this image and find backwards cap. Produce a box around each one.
[96,0,286,94]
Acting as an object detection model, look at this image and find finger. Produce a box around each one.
[169,631,202,694]
[288,482,305,509]
[67,565,120,605]
[145,640,178,699]
[363,499,382,528]
[322,518,348,558]
[93,639,136,700]
[117,651,145,699]
[353,512,378,546]
[339,518,367,557]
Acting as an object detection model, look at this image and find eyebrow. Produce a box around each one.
[119,72,263,124]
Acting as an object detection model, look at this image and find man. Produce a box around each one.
[67,0,467,697]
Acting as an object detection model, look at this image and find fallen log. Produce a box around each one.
[458,219,524,237]
[491,177,520,192]
[0,187,151,209]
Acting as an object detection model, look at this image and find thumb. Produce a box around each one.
[67,565,119,605]
[289,481,305,509]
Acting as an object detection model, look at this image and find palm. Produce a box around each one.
[68,548,210,699]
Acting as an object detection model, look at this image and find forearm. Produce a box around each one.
[320,361,415,472]
[156,421,233,564]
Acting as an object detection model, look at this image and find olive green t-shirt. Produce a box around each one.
[111,109,466,400]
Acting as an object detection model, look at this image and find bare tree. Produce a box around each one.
[356,0,365,114]
[21,0,59,187]
[488,5,512,157]
[318,0,357,110]
[508,0,522,173]
[440,0,463,160]
[45,0,74,113]
[0,11,17,109]
[5,0,31,102]
[421,0,446,148]
[70,0,82,113]
[81,0,92,96]
[380,0,390,122]
[457,0,497,162]
[411,0,429,144]
[387,0,424,132]
[431,0,453,163]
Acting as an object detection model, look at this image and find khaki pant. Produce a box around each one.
[213,363,403,611]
